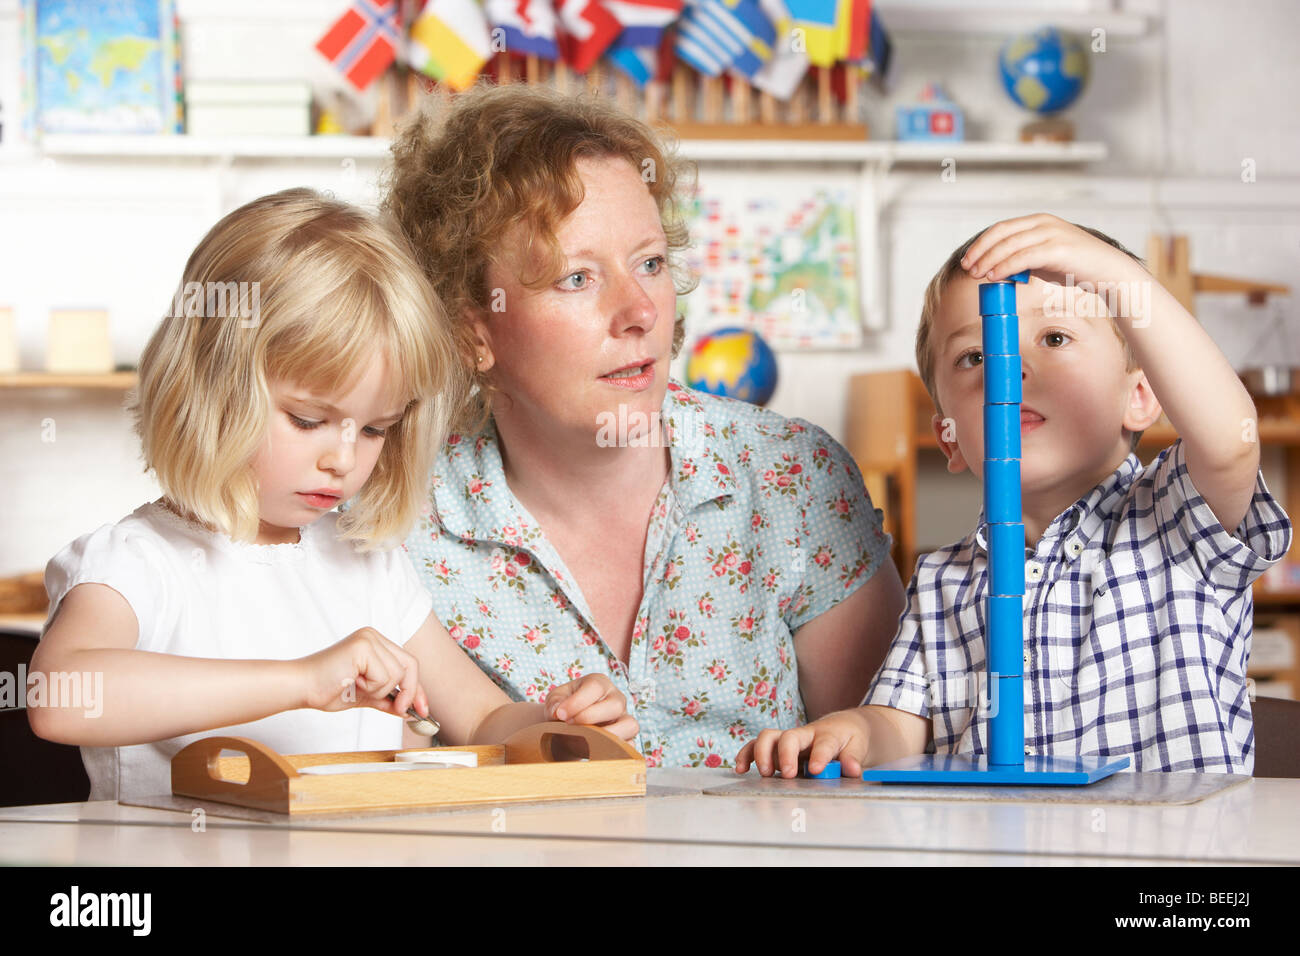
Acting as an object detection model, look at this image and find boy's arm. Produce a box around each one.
[965,214,1261,534]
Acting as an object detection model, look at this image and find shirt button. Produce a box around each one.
[629,678,656,703]
[1026,560,1043,580]
[1025,745,1034,755]
[1067,540,1082,558]
[1022,651,1030,668]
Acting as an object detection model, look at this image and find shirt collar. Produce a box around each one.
[973,451,1143,554]
[661,381,739,511]
[434,380,736,541]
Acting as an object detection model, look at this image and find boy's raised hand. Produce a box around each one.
[735,709,874,779]
[299,626,431,723]
[544,674,639,741]
[961,213,1146,289]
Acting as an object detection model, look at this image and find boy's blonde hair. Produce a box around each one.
[131,188,465,549]
[383,82,697,432]
[916,224,1146,452]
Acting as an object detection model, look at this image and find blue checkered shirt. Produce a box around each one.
[864,439,1293,773]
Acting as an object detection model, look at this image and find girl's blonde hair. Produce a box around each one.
[131,188,465,549]
[383,82,697,432]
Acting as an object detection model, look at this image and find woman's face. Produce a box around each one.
[476,155,677,446]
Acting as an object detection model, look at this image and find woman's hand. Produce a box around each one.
[298,626,429,722]
[544,674,639,741]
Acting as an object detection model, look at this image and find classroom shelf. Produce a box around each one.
[0,372,137,389]
[874,2,1152,38]
[33,134,1108,167]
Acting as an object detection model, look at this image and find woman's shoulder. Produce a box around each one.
[668,383,852,482]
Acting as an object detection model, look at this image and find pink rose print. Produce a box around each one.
[674,625,690,641]
[788,463,802,475]
[738,560,752,575]
[739,665,781,717]
[705,754,722,768]
[515,552,530,566]
[447,433,462,446]
[464,634,480,650]
[724,552,738,569]
[448,625,465,641]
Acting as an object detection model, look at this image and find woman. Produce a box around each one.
[384,84,905,767]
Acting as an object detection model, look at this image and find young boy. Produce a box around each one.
[737,214,1292,776]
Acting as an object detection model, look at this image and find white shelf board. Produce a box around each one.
[874,3,1151,38]
[33,134,1106,167]
[37,134,394,160]
[682,139,1107,165]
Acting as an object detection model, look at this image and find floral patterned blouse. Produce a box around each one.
[405,381,893,767]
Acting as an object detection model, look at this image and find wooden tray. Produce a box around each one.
[171,722,646,816]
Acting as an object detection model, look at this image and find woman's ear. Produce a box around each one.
[1123,370,1163,433]
[469,309,496,373]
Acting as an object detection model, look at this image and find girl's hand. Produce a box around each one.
[299,626,429,722]
[961,213,1146,289]
[543,674,639,741]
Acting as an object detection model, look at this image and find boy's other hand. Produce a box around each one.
[961,213,1146,289]
[734,709,873,779]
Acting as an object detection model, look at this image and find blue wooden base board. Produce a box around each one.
[810,754,1131,786]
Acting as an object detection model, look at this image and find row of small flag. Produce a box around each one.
[316,0,891,100]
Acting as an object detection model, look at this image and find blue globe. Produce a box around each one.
[685,327,779,406]
[999,27,1090,115]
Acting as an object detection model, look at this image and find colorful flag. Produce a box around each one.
[838,0,869,61]
[486,0,561,59]
[608,42,656,84]
[409,0,493,90]
[605,0,682,86]
[785,0,836,67]
[864,7,891,89]
[675,0,775,78]
[604,0,683,47]
[750,0,808,100]
[557,0,621,72]
[315,0,403,91]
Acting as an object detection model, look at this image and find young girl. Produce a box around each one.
[29,188,636,801]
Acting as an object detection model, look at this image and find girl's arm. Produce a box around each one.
[402,611,638,745]
[29,582,427,746]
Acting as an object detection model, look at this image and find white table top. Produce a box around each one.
[2,769,1297,866]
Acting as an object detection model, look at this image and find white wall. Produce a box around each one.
[2,0,1298,574]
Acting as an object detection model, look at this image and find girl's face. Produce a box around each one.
[475,155,677,446]
[251,355,407,545]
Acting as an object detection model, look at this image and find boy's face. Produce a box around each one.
[929,273,1158,498]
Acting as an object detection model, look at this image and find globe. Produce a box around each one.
[685,327,779,406]
[999,27,1090,115]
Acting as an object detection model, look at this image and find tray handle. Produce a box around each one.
[503,721,643,764]
[172,735,299,805]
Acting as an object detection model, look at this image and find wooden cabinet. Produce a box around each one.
[846,368,1300,697]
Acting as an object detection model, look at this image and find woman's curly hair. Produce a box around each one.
[382,82,697,432]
